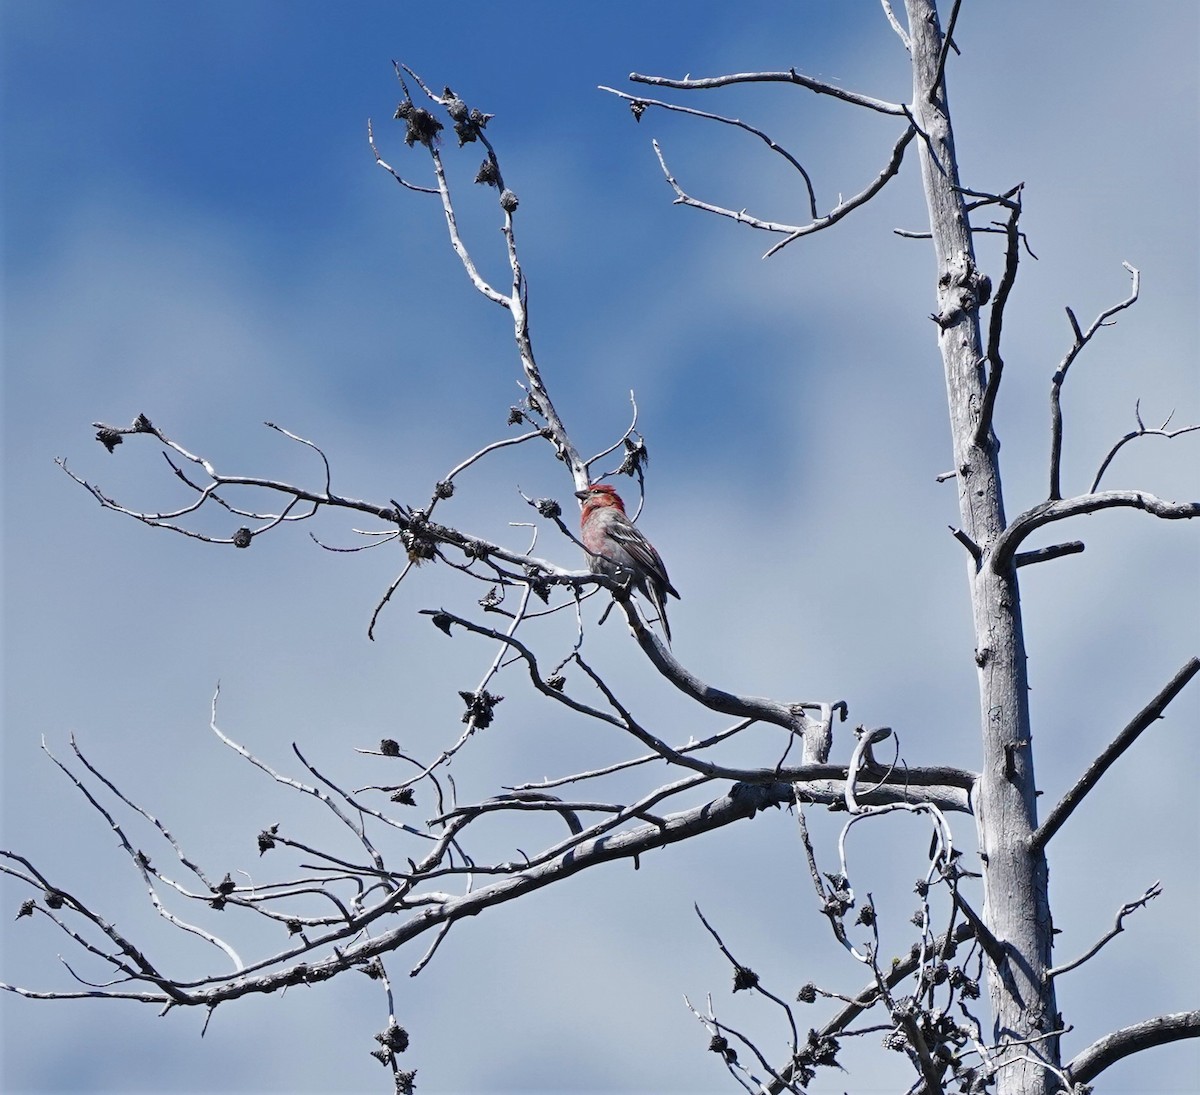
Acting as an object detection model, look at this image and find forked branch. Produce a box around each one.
[1090,401,1200,493]
[992,491,1200,572]
[1048,263,1140,500]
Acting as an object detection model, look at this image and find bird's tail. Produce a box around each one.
[646,585,672,645]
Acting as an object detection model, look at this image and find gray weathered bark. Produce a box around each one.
[904,2,1060,1091]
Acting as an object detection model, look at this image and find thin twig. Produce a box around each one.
[1089,403,1200,493]
[367,118,438,194]
[1048,263,1140,500]
[1046,882,1162,980]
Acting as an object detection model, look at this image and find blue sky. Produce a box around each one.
[3,3,1198,1093]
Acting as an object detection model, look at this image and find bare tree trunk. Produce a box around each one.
[904,2,1060,1091]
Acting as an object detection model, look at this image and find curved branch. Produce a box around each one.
[367,117,437,194]
[1064,1011,1200,1085]
[1046,881,1161,980]
[992,491,1200,572]
[600,85,818,219]
[763,126,916,258]
[648,138,807,241]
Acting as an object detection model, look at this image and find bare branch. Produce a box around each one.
[1047,882,1162,980]
[880,0,911,50]
[608,121,914,260]
[1090,405,1200,493]
[949,524,982,563]
[425,429,543,517]
[1048,263,1140,500]
[1012,541,1084,568]
[1032,659,1200,852]
[510,721,754,791]
[42,739,246,971]
[649,138,806,240]
[693,904,800,1056]
[763,126,916,258]
[600,85,818,218]
[975,184,1024,447]
[367,118,438,194]
[765,920,978,1094]
[628,69,907,117]
[930,0,964,103]
[1064,1011,1200,1086]
[992,489,1200,571]
[683,993,789,1093]
[386,65,588,486]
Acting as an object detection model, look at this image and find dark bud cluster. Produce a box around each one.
[475,159,499,186]
[459,689,503,728]
[708,1035,737,1064]
[732,965,759,992]
[618,434,648,477]
[96,428,123,453]
[375,1023,410,1053]
[395,101,444,148]
[442,87,493,146]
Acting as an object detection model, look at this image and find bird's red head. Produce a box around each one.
[575,483,627,515]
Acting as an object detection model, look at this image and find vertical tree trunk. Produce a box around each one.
[903,2,1060,1091]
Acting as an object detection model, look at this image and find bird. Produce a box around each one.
[575,483,680,642]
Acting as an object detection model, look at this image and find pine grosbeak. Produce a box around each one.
[576,484,680,642]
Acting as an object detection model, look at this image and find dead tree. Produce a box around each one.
[3,3,1197,1093]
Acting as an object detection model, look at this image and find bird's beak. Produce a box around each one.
[574,489,590,501]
